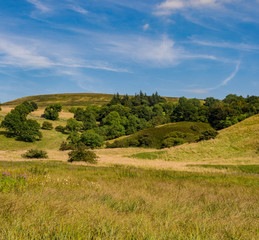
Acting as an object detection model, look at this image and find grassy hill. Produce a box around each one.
[130,114,259,163]
[2,93,180,107]
[108,122,215,149]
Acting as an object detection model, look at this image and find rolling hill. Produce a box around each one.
[130,114,259,163]
[2,93,180,107]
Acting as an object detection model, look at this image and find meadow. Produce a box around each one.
[0,161,258,240]
[0,94,258,239]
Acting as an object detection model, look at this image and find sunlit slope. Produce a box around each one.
[2,93,180,107]
[165,114,259,162]
[0,119,67,151]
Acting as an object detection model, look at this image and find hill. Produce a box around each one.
[107,122,215,149]
[2,93,180,107]
[130,114,259,163]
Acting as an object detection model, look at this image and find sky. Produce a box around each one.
[0,0,259,103]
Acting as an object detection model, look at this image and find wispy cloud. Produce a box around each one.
[185,61,240,94]
[143,23,150,31]
[155,0,221,15]
[70,5,88,15]
[0,35,128,73]
[26,0,50,12]
[190,39,259,51]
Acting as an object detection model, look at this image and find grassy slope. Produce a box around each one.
[0,161,258,239]
[163,114,259,162]
[2,93,180,107]
[0,119,67,151]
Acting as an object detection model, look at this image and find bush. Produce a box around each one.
[198,129,218,141]
[68,146,98,164]
[41,121,53,130]
[59,141,76,151]
[55,125,66,134]
[161,137,185,148]
[22,149,48,159]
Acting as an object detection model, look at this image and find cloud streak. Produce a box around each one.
[26,0,50,12]
[185,61,240,93]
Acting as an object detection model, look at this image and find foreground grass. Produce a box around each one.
[188,164,259,174]
[0,161,258,240]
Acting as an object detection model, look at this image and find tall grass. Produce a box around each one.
[0,161,258,239]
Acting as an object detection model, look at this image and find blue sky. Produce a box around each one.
[0,0,259,102]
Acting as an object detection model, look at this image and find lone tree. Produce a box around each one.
[43,104,62,120]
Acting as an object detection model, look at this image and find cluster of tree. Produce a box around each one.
[59,92,259,149]
[1,101,42,142]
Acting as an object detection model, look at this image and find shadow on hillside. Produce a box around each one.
[0,131,15,138]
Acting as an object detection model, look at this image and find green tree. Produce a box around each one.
[66,118,82,132]
[18,120,42,142]
[82,112,97,130]
[43,104,62,120]
[80,130,104,149]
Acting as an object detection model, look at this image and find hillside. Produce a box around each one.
[108,122,215,149]
[131,114,259,163]
[2,93,180,107]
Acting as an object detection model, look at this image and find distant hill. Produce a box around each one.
[2,93,180,107]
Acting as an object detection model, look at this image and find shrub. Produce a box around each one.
[198,129,218,141]
[41,121,53,130]
[22,149,48,159]
[161,137,185,148]
[68,146,98,164]
[55,125,66,134]
[59,141,76,151]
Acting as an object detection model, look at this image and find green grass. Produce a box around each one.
[129,151,167,160]
[0,161,258,239]
[188,164,259,174]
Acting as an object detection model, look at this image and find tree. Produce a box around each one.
[1,102,40,142]
[66,118,82,132]
[80,130,104,149]
[18,120,42,142]
[43,104,62,120]
[82,112,97,130]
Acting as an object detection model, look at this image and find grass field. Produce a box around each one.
[0,161,258,240]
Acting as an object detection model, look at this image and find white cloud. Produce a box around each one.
[185,61,240,93]
[0,35,127,73]
[71,5,88,15]
[143,23,150,31]
[0,38,52,68]
[155,0,226,15]
[107,36,183,66]
[190,39,259,51]
[26,0,50,12]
